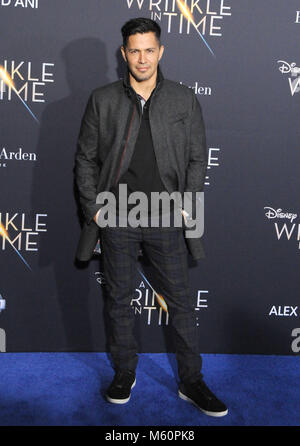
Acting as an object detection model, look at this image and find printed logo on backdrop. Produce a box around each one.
[131,282,208,326]
[95,269,208,326]
[0,294,6,313]
[264,206,300,249]
[295,10,300,23]
[0,146,36,168]
[0,0,38,8]
[205,147,220,186]
[277,61,300,96]
[0,212,47,270]
[180,80,212,96]
[268,301,300,354]
[269,305,298,318]
[126,0,232,57]
[0,60,55,123]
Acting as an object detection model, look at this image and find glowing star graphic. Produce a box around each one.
[0,222,32,270]
[138,269,168,313]
[176,0,215,58]
[0,294,6,312]
[0,65,39,123]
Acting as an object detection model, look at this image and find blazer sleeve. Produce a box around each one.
[75,91,103,224]
[184,92,208,219]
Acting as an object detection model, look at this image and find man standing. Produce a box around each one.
[75,17,227,417]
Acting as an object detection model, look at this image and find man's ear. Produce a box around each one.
[121,45,127,63]
[158,44,165,61]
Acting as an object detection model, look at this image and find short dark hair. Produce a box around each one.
[121,17,161,48]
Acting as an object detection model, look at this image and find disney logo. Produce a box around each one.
[264,207,297,223]
[277,60,300,76]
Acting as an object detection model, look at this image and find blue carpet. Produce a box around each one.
[0,353,299,426]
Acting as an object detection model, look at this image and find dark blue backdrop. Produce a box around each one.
[0,0,299,354]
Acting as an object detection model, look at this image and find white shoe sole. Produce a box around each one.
[178,390,228,417]
[106,378,136,404]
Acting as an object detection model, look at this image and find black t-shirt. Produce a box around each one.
[111,89,174,222]
[118,93,166,199]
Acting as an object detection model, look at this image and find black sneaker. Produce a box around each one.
[106,370,136,404]
[178,378,228,417]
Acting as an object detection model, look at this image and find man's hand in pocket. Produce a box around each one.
[93,209,101,224]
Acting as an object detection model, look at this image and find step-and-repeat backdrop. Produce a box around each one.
[0,1,299,354]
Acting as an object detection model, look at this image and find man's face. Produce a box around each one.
[121,31,164,83]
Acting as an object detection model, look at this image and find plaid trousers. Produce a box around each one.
[100,225,202,383]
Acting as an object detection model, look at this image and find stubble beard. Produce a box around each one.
[129,66,156,83]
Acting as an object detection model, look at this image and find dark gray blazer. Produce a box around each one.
[75,66,207,261]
